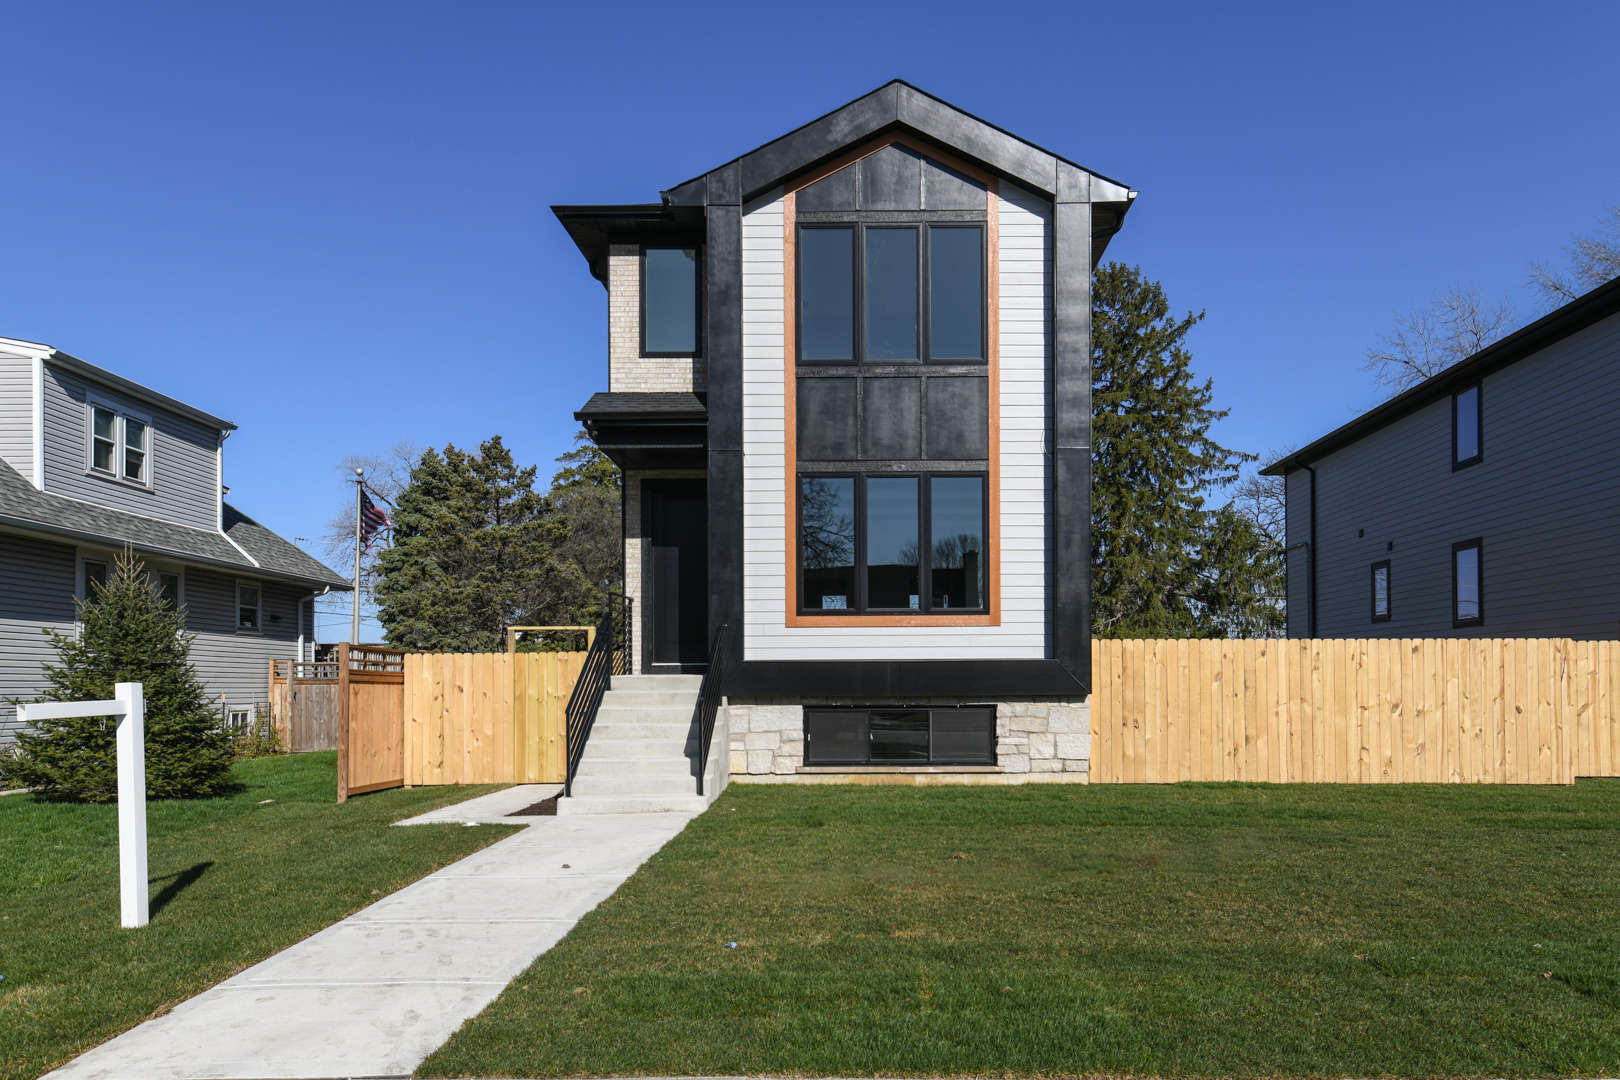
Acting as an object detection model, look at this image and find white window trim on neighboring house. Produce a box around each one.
[236,579,263,634]
[85,394,155,490]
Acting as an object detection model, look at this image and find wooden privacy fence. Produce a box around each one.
[1090,638,1620,786]
[334,645,586,800]
[268,659,340,751]
[402,651,584,786]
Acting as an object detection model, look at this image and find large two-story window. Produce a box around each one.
[800,473,985,613]
[798,224,985,363]
[641,246,701,356]
[87,400,151,486]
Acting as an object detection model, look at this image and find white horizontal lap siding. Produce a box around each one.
[0,353,36,482]
[739,184,1053,662]
[42,365,220,531]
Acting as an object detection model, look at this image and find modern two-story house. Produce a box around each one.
[561,82,1134,782]
[0,335,350,746]
[1266,276,1620,639]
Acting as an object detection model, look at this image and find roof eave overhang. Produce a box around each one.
[551,204,707,286]
[45,351,237,431]
[1263,276,1620,476]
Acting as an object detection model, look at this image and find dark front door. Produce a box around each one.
[647,481,708,670]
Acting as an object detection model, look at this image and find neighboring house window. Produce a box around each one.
[798,224,985,364]
[1371,561,1391,622]
[799,473,985,613]
[83,559,109,599]
[641,247,700,356]
[237,582,261,630]
[1453,383,1482,469]
[87,400,154,486]
[155,571,180,609]
[804,706,996,765]
[1453,539,1483,626]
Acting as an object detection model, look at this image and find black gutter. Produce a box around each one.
[1263,275,1620,477]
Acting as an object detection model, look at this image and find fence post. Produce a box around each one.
[114,681,148,928]
[337,641,351,803]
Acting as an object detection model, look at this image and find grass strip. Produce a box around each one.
[1,751,515,1080]
[420,781,1620,1079]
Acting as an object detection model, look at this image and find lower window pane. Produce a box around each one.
[801,477,855,609]
[932,709,994,763]
[805,710,866,764]
[1456,546,1480,621]
[866,477,919,608]
[870,711,929,760]
[930,476,984,609]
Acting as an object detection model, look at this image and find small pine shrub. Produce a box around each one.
[0,549,234,801]
[232,704,285,759]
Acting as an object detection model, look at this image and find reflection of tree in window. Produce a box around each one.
[801,478,854,609]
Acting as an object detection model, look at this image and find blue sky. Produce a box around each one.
[3,2,1618,642]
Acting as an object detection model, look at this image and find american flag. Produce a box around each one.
[359,488,392,549]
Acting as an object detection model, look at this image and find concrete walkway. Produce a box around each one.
[48,786,699,1080]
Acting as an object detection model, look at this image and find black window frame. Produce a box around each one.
[1371,560,1391,623]
[1452,538,1484,628]
[1452,382,1483,470]
[639,244,703,359]
[795,222,987,367]
[797,470,988,616]
[803,705,997,766]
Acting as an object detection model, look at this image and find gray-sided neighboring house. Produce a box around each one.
[0,335,351,746]
[1265,276,1620,639]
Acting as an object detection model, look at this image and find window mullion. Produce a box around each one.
[920,225,931,363]
[854,225,865,364]
[920,471,932,613]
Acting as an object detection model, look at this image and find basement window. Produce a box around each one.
[803,707,996,766]
[642,247,700,356]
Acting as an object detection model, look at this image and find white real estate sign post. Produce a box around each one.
[17,682,148,927]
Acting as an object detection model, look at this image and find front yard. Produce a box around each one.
[0,752,515,1080]
[421,780,1620,1079]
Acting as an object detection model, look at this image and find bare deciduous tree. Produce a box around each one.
[1228,446,1293,552]
[1527,201,1620,310]
[316,440,422,630]
[1363,283,1517,398]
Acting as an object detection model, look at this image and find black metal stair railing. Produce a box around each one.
[563,593,632,798]
[693,626,725,796]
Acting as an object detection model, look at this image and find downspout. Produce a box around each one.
[297,585,331,664]
[1301,462,1317,637]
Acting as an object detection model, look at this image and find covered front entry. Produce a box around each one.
[643,479,708,672]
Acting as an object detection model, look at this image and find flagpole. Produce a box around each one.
[352,468,363,646]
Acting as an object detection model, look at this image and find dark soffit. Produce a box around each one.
[550,204,707,286]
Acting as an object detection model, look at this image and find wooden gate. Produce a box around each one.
[269,659,340,751]
[337,644,406,802]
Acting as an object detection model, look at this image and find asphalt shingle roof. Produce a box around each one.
[0,460,350,588]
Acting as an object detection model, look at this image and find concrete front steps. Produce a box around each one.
[556,674,727,815]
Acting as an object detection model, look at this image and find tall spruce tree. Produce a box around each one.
[1092,263,1253,637]
[545,430,623,628]
[1,549,233,801]
[374,437,584,651]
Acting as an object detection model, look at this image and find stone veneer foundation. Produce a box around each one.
[724,698,1090,784]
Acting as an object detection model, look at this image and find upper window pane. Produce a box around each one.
[799,228,854,361]
[1455,545,1481,622]
[865,476,919,609]
[929,226,983,360]
[1455,385,1480,464]
[801,477,855,610]
[865,227,918,361]
[644,248,698,354]
[930,476,984,609]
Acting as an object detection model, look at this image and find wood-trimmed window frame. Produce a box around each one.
[783,133,1002,629]
[796,470,989,617]
[639,244,704,359]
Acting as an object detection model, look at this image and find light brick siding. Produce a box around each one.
[607,245,708,393]
[725,698,1090,783]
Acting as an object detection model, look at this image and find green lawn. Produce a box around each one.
[0,752,516,1080]
[421,781,1620,1079]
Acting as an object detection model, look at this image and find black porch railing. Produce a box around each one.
[693,626,725,796]
[563,593,632,798]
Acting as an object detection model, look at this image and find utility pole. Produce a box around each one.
[352,468,363,646]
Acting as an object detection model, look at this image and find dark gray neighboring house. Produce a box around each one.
[0,335,351,746]
[1265,276,1620,639]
